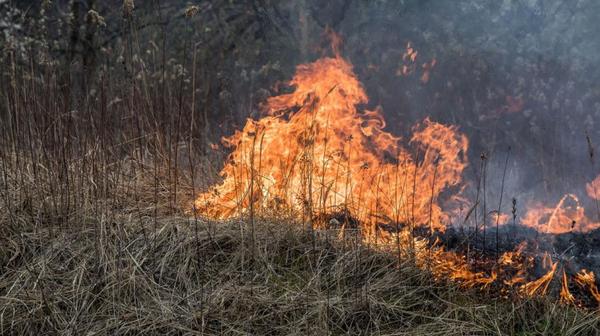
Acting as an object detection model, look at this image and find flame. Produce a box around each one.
[491,211,510,226]
[575,270,600,305]
[520,256,557,297]
[521,194,600,234]
[497,243,529,287]
[586,175,600,201]
[560,269,575,305]
[429,247,497,288]
[499,242,526,266]
[195,36,600,309]
[196,51,467,234]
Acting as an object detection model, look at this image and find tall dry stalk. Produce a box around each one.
[586,133,600,222]
[496,147,511,259]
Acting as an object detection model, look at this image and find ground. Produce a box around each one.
[1,206,598,335]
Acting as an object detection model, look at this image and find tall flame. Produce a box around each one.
[196,54,467,234]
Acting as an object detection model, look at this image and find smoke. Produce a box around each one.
[281,0,600,215]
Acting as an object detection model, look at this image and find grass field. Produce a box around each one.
[2,3,600,333]
[1,173,599,335]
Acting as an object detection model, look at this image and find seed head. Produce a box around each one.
[87,10,106,27]
[185,5,200,18]
[123,0,134,18]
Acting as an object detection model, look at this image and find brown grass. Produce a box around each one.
[1,161,599,335]
[1,5,599,334]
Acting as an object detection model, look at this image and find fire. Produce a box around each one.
[560,269,575,305]
[586,175,600,200]
[521,194,600,234]
[499,243,525,266]
[520,255,557,297]
[195,35,600,309]
[429,247,497,288]
[497,243,530,287]
[575,270,600,305]
[491,211,510,226]
[195,48,468,234]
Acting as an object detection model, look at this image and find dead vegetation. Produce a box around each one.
[1,165,600,335]
[2,2,600,335]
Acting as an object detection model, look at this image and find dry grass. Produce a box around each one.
[1,175,599,335]
[1,6,599,334]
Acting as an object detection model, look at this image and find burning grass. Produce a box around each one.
[193,41,600,309]
[0,148,598,334]
[2,12,600,333]
[0,146,597,334]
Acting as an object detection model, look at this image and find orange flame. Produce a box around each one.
[195,36,600,308]
[520,256,557,297]
[491,211,510,226]
[586,175,600,201]
[560,269,575,305]
[575,270,600,305]
[521,194,600,234]
[196,52,467,234]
